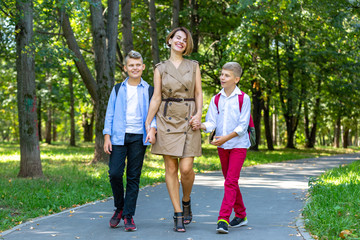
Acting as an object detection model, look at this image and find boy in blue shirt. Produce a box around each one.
[195,62,250,234]
[103,50,156,232]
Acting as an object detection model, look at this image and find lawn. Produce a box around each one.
[0,142,358,232]
[303,160,360,240]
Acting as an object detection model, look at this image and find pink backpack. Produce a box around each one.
[214,91,256,147]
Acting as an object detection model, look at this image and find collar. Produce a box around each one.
[220,86,242,98]
[121,77,147,87]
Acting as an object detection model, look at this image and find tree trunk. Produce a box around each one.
[52,120,57,142]
[69,67,76,146]
[59,9,98,101]
[148,0,160,65]
[190,0,199,53]
[90,0,118,163]
[37,94,42,141]
[343,127,349,148]
[263,99,274,150]
[355,119,358,147]
[334,116,341,148]
[60,0,118,163]
[172,0,180,29]
[83,112,94,142]
[45,107,52,144]
[16,0,43,178]
[272,108,277,145]
[251,82,262,150]
[121,0,133,54]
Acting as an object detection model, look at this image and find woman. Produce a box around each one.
[145,27,202,232]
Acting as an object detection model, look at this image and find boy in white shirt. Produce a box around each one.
[197,62,250,233]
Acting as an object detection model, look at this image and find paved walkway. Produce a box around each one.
[2,153,359,240]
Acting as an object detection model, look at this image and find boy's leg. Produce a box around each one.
[217,148,246,223]
[122,133,147,217]
[217,148,230,223]
[109,145,128,212]
[232,149,247,219]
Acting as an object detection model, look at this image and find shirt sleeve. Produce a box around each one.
[103,87,116,135]
[150,116,156,129]
[233,94,251,137]
[203,96,217,133]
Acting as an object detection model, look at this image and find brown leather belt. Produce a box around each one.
[162,97,195,116]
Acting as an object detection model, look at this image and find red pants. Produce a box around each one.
[217,148,247,223]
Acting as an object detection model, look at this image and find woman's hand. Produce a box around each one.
[189,113,202,130]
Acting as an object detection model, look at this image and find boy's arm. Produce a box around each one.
[103,87,116,154]
[210,132,238,146]
[233,94,251,137]
[103,87,117,136]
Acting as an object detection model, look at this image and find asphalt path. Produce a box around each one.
[2,153,359,240]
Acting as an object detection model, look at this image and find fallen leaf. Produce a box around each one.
[99,215,103,218]
[340,230,351,239]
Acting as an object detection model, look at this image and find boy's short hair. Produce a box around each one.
[125,50,143,64]
[166,27,194,56]
[222,62,243,78]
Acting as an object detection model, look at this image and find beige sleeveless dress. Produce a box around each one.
[151,59,202,157]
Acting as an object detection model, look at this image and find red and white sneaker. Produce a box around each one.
[124,216,137,231]
[109,209,123,228]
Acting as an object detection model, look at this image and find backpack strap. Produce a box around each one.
[214,93,221,114]
[115,83,121,96]
[148,86,154,101]
[115,82,154,101]
[239,91,255,128]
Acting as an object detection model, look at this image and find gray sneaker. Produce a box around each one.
[229,216,248,228]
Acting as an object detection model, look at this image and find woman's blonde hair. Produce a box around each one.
[166,27,194,56]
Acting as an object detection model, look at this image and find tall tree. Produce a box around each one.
[172,0,179,29]
[15,0,43,177]
[68,66,76,146]
[90,0,119,163]
[147,0,160,65]
[60,0,119,163]
[121,0,133,54]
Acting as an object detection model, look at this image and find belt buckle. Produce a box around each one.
[179,98,184,102]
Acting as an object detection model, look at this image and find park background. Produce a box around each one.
[0,0,359,239]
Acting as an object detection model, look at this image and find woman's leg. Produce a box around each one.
[179,157,195,202]
[164,155,182,212]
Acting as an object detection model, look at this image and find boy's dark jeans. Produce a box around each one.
[109,133,147,217]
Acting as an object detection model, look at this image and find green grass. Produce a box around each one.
[0,142,358,233]
[303,161,360,240]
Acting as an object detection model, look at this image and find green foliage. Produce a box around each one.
[303,160,360,239]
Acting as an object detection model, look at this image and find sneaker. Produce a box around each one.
[109,209,123,228]
[216,220,229,234]
[229,216,248,228]
[124,216,137,231]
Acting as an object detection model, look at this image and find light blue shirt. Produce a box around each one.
[203,86,251,149]
[103,78,156,145]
